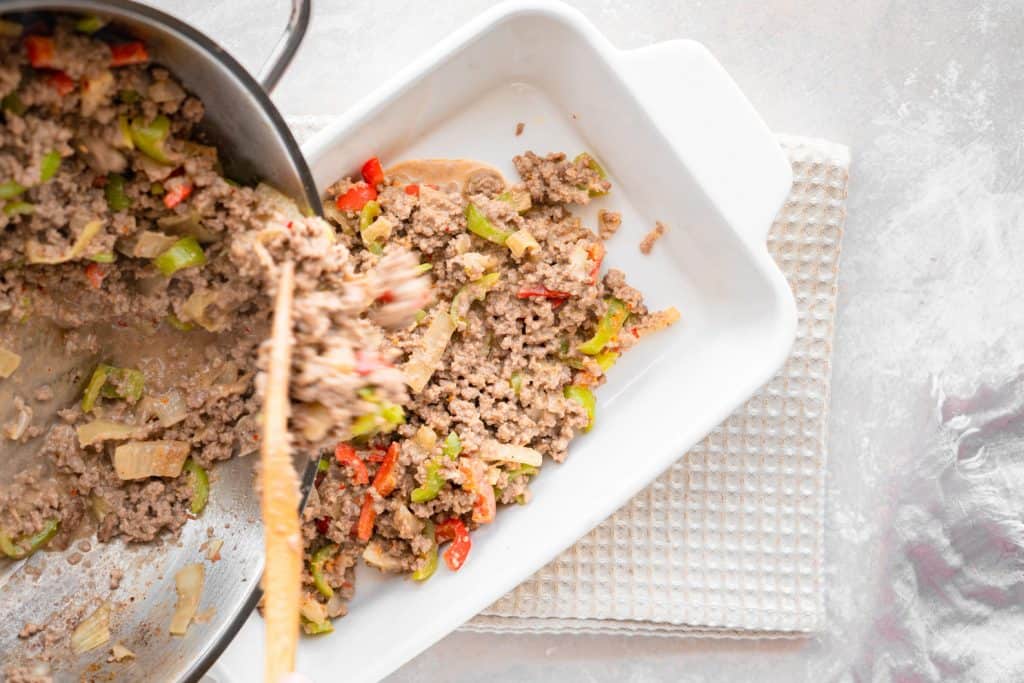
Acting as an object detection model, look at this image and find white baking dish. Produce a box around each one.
[213,1,795,681]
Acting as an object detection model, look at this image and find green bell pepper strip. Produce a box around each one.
[411,462,445,503]
[154,237,206,276]
[2,93,26,115]
[564,385,596,432]
[349,413,378,438]
[184,458,209,514]
[83,364,145,412]
[449,272,501,328]
[39,151,61,182]
[98,366,145,403]
[88,252,116,264]
[414,263,433,275]
[310,543,339,598]
[81,365,109,413]
[380,401,405,427]
[75,15,106,34]
[3,201,33,216]
[317,457,330,473]
[359,200,383,254]
[0,181,26,200]
[442,431,462,460]
[104,173,131,211]
[411,521,438,582]
[595,350,619,372]
[573,152,609,197]
[359,200,381,231]
[129,115,175,165]
[507,464,539,479]
[0,518,59,559]
[577,298,628,355]
[464,202,513,244]
[509,371,524,396]
[149,182,164,196]
[301,616,334,635]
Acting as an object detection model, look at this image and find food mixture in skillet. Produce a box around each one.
[0,15,425,588]
[298,151,679,631]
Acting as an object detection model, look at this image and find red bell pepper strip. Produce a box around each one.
[109,42,149,67]
[24,35,55,68]
[84,263,105,289]
[404,184,420,197]
[587,242,605,284]
[517,285,571,301]
[334,182,377,212]
[460,459,496,525]
[361,157,385,187]
[47,71,74,96]
[334,443,369,485]
[435,518,471,571]
[163,181,193,209]
[371,442,400,497]
[356,493,376,541]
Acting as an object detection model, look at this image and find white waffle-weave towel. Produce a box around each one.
[285,118,849,637]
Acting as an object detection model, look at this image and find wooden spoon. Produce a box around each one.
[260,261,302,683]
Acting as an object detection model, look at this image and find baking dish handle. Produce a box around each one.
[257,0,312,93]
[613,40,792,247]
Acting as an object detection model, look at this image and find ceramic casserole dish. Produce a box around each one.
[213,2,796,681]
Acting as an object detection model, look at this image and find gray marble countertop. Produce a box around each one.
[145,1,1024,681]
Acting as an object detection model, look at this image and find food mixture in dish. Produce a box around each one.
[298,151,679,631]
[0,16,424,585]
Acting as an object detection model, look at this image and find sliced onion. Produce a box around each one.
[507,230,540,258]
[299,594,329,624]
[157,211,218,243]
[109,642,136,662]
[479,440,543,467]
[413,426,437,450]
[169,563,204,635]
[71,602,111,654]
[25,218,103,264]
[203,538,223,562]
[137,390,187,428]
[362,541,405,572]
[121,230,180,258]
[76,420,142,448]
[255,183,306,222]
[0,346,21,378]
[181,289,227,332]
[113,440,189,480]
[403,307,456,393]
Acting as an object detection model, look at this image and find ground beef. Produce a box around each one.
[304,150,677,625]
[598,209,621,239]
[640,220,666,254]
[512,150,610,205]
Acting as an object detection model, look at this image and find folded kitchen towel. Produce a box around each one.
[286,117,849,638]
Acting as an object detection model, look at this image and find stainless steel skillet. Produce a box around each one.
[0,1,319,680]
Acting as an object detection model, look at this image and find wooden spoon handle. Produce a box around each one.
[261,261,301,683]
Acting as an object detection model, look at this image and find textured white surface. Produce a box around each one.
[145,1,1024,681]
